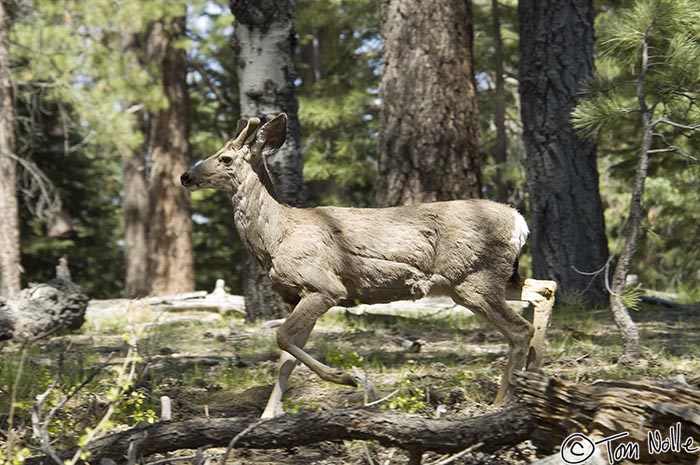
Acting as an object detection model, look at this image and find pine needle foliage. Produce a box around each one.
[294,0,380,207]
[573,0,700,139]
[573,0,700,294]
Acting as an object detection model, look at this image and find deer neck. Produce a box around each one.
[229,161,287,270]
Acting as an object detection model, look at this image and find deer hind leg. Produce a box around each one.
[261,323,315,419]
[452,279,534,406]
[506,278,558,370]
[275,293,358,388]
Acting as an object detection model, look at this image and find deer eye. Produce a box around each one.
[220,156,233,166]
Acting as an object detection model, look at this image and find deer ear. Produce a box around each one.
[251,113,287,156]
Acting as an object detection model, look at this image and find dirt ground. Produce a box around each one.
[14,297,700,464]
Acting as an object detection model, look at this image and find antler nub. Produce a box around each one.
[230,117,262,150]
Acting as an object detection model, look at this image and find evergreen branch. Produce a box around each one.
[647,145,698,162]
[6,152,64,222]
[189,59,229,107]
[669,90,700,101]
[652,117,700,131]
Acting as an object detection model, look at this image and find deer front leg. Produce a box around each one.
[275,293,358,387]
[452,279,534,406]
[261,324,315,419]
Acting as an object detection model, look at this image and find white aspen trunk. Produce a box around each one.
[231,0,303,321]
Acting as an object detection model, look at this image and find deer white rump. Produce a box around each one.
[181,114,556,418]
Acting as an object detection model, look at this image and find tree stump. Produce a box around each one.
[0,258,88,342]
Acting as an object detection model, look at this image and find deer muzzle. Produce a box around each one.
[180,171,195,189]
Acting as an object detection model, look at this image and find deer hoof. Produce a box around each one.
[353,368,380,402]
[336,371,358,387]
[260,404,285,419]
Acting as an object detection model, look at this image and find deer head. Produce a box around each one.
[180,113,287,192]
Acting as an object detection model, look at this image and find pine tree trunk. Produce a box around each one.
[490,0,510,203]
[608,36,655,365]
[231,0,304,321]
[299,28,322,91]
[146,16,194,295]
[121,32,150,298]
[518,0,608,300]
[123,150,150,298]
[376,0,481,206]
[0,2,21,298]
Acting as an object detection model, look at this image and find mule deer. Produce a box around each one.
[180,114,557,418]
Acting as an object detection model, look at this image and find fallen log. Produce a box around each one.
[26,404,533,464]
[517,371,700,464]
[89,279,246,317]
[24,372,700,464]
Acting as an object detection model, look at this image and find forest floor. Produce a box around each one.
[4,295,700,464]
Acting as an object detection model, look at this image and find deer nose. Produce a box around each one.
[180,172,192,186]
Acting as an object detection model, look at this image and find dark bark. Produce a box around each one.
[0,1,21,298]
[518,0,609,300]
[376,0,481,206]
[231,0,304,321]
[146,16,194,295]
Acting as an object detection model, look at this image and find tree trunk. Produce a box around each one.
[26,405,533,464]
[518,0,609,301]
[376,0,481,206]
[146,16,194,296]
[120,32,151,299]
[231,0,304,321]
[608,36,654,365]
[299,28,322,91]
[0,2,21,298]
[608,119,648,362]
[122,150,150,298]
[0,260,88,342]
[490,0,510,203]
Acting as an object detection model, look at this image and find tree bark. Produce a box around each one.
[120,31,151,299]
[376,0,481,206]
[490,0,510,203]
[122,149,150,298]
[230,0,304,321]
[517,371,700,464]
[26,405,533,464]
[608,35,654,365]
[518,0,609,301]
[0,260,88,342]
[146,16,194,296]
[298,28,322,91]
[0,1,21,298]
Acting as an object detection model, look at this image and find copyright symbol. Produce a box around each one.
[560,433,596,464]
